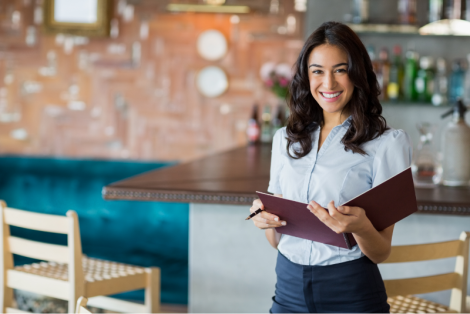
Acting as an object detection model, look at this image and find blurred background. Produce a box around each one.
[1,0,470,311]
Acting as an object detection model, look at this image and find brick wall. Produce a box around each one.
[0,0,304,161]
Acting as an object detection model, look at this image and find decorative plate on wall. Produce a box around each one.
[197,30,228,61]
[196,66,228,98]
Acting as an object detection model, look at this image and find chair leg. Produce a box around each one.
[145,267,160,313]
[69,295,79,314]
[1,286,13,312]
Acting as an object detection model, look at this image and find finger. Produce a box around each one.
[259,211,280,222]
[253,218,286,229]
[253,215,286,227]
[338,205,360,217]
[250,204,264,214]
[307,201,329,217]
[307,201,340,231]
[251,199,264,211]
[327,200,341,221]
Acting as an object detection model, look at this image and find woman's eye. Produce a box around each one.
[312,70,322,74]
[336,68,347,73]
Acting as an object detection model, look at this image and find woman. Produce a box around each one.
[249,21,412,313]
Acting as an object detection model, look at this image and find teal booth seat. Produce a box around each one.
[0,156,189,305]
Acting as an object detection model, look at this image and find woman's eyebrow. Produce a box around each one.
[332,62,348,68]
[308,62,348,68]
[308,63,322,68]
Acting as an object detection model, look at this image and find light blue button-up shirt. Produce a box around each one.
[267,116,412,266]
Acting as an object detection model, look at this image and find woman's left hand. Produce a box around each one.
[307,200,373,235]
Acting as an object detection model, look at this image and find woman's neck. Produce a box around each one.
[322,110,349,129]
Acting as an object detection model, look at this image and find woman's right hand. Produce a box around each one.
[250,198,287,229]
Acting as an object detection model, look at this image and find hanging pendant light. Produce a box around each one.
[167,0,250,14]
[419,19,470,36]
[420,0,470,36]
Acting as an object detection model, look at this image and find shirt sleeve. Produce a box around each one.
[267,128,285,194]
[372,129,413,188]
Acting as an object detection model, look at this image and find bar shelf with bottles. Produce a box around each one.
[349,0,470,36]
[350,0,470,107]
[368,44,469,107]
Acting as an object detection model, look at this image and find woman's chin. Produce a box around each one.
[320,104,347,114]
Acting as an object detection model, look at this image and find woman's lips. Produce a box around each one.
[319,91,343,102]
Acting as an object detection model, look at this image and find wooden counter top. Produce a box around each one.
[103,144,470,215]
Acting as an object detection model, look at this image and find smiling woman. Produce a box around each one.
[248,21,413,313]
[287,21,386,159]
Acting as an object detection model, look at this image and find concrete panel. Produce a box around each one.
[189,203,470,310]
[189,203,277,313]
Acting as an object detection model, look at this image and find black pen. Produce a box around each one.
[245,208,263,220]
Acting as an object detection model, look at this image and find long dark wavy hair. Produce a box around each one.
[286,21,388,159]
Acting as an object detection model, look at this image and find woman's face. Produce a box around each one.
[307,44,354,116]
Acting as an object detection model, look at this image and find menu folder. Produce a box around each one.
[256,167,417,250]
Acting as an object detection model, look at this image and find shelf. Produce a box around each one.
[347,23,419,34]
[382,101,449,107]
[348,21,470,36]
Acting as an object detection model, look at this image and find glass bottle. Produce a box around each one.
[404,50,419,102]
[464,54,470,104]
[415,57,435,103]
[352,0,369,24]
[398,0,417,24]
[466,0,470,20]
[271,104,285,136]
[387,45,404,102]
[412,122,440,186]
[429,0,444,22]
[260,105,272,143]
[445,0,464,19]
[366,45,378,73]
[246,104,260,144]
[432,58,448,106]
[441,99,470,186]
[448,59,466,104]
[377,48,390,101]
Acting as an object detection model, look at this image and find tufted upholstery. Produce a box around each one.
[0,156,189,304]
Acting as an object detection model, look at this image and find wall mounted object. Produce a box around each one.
[419,19,470,36]
[196,66,228,98]
[166,1,250,14]
[43,0,112,37]
[197,30,228,61]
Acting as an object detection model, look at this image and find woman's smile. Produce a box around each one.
[319,91,343,102]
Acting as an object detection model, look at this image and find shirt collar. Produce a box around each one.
[341,115,352,127]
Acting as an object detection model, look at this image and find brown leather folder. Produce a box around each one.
[256,167,417,249]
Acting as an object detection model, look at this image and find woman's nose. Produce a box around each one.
[322,72,336,90]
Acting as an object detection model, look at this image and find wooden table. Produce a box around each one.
[104,144,470,215]
[104,144,470,312]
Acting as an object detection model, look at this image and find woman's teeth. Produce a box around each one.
[321,92,342,98]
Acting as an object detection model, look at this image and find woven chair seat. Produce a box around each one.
[388,295,457,313]
[14,256,145,283]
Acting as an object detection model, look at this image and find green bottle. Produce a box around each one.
[260,105,272,143]
[415,57,435,103]
[387,45,404,102]
[404,50,419,102]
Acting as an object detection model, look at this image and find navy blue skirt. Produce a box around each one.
[271,252,390,313]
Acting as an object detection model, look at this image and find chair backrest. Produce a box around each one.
[382,231,470,312]
[76,296,92,313]
[0,200,84,303]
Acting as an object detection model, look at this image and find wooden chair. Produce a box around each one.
[0,201,160,313]
[383,231,470,313]
[76,296,92,314]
